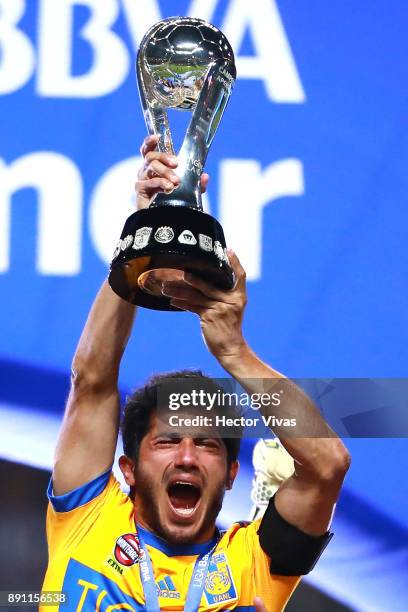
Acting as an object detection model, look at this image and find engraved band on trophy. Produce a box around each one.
[108,17,236,310]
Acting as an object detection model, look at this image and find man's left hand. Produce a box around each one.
[161,251,248,363]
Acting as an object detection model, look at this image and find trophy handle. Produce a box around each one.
[174,59,235,209]
[136,19,175,156]
[145,105,174,156]
[151,59,236,210]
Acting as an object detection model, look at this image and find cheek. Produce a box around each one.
[134,456,165,488]
[204,458,229,489]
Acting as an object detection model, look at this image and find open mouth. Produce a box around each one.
[167,481,202,518]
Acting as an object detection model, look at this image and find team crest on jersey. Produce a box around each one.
[204,551,237,605]
[113,533,141,567]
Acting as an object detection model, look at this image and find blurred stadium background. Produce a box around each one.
[1,1,408,610]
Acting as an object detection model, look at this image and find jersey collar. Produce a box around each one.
[136,523,219,557]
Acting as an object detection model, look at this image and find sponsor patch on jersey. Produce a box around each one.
[62,559,141,609]
[156,575,181,599]
[204,551,237,605]
[114,533,141,567]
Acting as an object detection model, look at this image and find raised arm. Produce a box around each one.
[134,141,350,537]
[161,252,350,537]
[52,135,186,496]
[219,337,350,537]
[52,282,136,495]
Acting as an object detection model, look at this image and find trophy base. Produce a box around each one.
[138,268,185,296]
[108,206,234,310]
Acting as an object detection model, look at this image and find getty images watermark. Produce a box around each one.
[155,377,408,438]
[159,386,297,433]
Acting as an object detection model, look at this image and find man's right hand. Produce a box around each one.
[135,134,209,209]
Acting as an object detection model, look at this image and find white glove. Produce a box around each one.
[249,439,295,521]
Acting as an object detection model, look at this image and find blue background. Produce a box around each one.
[1,1,408,610]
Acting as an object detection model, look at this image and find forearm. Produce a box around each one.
[72,280,136,390]
[220,345,350,481]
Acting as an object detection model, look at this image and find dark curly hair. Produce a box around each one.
[121,369,242,467]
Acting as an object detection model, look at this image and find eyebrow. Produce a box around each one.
[153,433,222,445]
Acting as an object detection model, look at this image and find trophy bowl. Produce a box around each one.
[140,19,233,111]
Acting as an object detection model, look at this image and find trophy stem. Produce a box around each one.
[150,60,234,211]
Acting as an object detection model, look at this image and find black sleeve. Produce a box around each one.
[257,495,333,576]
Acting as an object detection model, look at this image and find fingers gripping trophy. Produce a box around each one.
[109,17,236,310]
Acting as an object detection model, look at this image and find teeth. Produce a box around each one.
[174,481,196,487]
[174,507,195,516]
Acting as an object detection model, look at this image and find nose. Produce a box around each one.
[174,437,199,469]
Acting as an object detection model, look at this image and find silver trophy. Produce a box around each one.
[109,17,236,310]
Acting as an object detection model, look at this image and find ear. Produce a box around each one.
[119,455,136,487]
[226,460,239,490]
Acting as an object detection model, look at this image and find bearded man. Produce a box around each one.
[41,136,350,611]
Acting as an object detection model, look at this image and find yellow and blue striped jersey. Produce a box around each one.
[42,471,300,611]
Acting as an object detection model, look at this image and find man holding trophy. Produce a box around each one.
[41,18,350,611]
